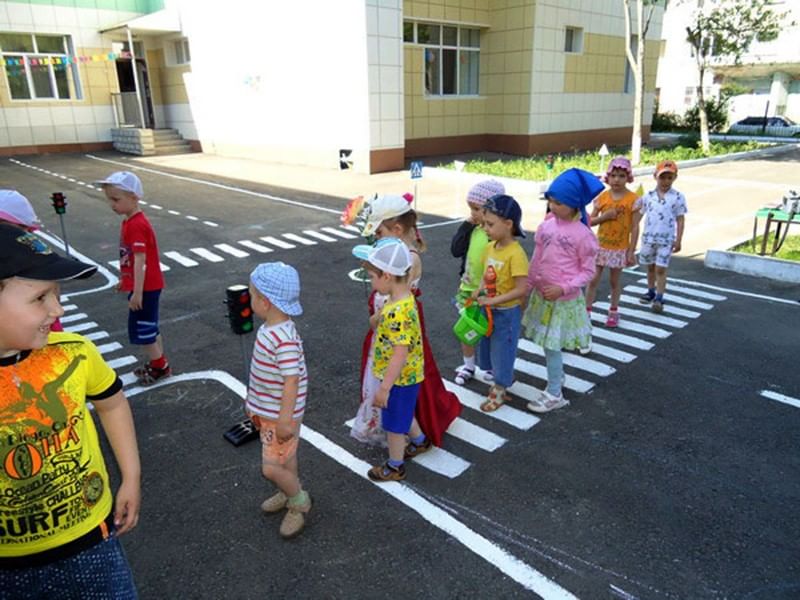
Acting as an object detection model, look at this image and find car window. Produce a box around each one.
[768,118,785,126]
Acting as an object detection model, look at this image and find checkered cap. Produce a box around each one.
[94,171,144,198]
[352,237,412,276]
[250,262,303,316]
[0,190,41,230]
[466,179,505,207]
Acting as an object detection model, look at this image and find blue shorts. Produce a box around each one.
[128,289,161,345]
[381,383,421,434]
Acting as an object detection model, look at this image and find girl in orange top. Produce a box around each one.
[585,157,642,328]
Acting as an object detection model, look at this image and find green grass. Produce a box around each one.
[445,139,767,181]
[732,233,800,262]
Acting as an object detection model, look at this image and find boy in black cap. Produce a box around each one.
[0,224,141,598]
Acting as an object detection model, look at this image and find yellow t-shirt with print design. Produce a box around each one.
[0,332,120,558]
[482,240,529,308]
[371,294,424,386]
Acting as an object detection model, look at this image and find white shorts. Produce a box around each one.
[638,241,673,268]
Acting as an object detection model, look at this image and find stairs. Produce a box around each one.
[111,128,194,156]
[152,129,193,155]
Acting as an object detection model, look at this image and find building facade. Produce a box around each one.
[1,0,663,173]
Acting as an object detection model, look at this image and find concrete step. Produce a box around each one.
[153,142,192,152]
[154,147,194,155]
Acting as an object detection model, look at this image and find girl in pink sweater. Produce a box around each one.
[523,169,602,413]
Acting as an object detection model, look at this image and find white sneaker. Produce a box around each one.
[579,341,592,355]
[527,390,570,413]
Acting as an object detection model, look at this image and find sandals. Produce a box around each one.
[480,386,509,412]
[367,461,406,482]
[134,363,172,385]
[454,364,475,385]
[404,437,433,460]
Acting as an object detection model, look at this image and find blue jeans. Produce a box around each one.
[0,536,137,600]
[544,348,564,396]
[478,305,521,389]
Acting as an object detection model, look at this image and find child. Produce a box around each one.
[246,262,311,538]
[450,179,505,385]
[357,195,461,450]
[475,194,529,412]
[96,171,170,384]
[0,223,141,596]
[638,160,687,313]
[523,169,601,413]
[352,238,425,481]
[0,189,62,331]
[585,157,642,327]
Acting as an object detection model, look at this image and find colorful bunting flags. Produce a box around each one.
[3,50,133,70]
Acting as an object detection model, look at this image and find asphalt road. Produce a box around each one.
[2,153,799,600]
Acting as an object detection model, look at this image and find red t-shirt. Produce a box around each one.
[119,211,164,292]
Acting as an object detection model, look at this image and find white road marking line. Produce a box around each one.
[594,302,688,328]
[159,262,171,272]
[214,243,249,258]
[342,224,361,233]
[518,339,616,377]
[618,294,701,318]
[411,447,472,478]
[120,372,138,386]
[444,379,540,430]
[624,286,713,310]
[302,230,338,242]
[186,215,199,221]
[168,210,180,215]
[282,233,317,246]
[61,304,78,312]
[189,248,224,262]
[139,200,147,205]
[636,278,726,301]
[203,221,219,227]
[665,276,798,305]
[590,312,670,339]
[514,358,595,393]
[149,204,163,209]
[582,342,637,363]
[96,342,123,355]
[108,260,120,270]
[760,390,800,409]
[85,331,109,342]
[59,312,88,324]
[67,178,76,182]
[321,226,357,239]
[446,417,507,452]
[164,251,199,267]
[238,240,273,253]
[260,235,295,249]
[64,321,98,333]
[108,355,138,369]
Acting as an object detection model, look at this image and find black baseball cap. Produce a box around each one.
[0,223,97,281]
[484,194,526,238]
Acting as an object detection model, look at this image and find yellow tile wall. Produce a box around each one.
[147,47,191,106]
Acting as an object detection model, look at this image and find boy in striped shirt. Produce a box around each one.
[246,262,310,539]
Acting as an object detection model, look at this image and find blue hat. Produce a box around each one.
[249,262,302,316]
[484,194,525,238]
[545,168,604,226]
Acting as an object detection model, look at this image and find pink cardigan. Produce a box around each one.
[527,215,599,301]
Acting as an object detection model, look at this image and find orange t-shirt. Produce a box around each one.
[594,189,641,251]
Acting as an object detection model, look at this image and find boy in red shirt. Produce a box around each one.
[97,171,170,384]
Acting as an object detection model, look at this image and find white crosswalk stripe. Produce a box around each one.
[590,311,670,339]
[260,236,295,249]
[120,372,138,386]
[635,278,727,301]
[96,342,123,355]
[618,294,701,318]
[444,380,540,430]
[518,339,616,377]
[107,355,138,369]
[302,230,338,242]
[164,251,199,267]
[282,233,316,246]
[625,285,714,310]
[514,357,595,393]
[589,325,655,350]
[214,243,249,258]
[190,248,224,262]
[594,302,688,328]
[60,312,88,324]
[321,227,358,239]
[85,331,109,342]
[61,304,78,312]
[445,417,507,451]
[65,321,98,333]
[238,240,273,253]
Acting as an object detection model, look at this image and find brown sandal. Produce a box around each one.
[480,387,508,412]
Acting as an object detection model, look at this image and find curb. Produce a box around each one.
[705,249,800,283]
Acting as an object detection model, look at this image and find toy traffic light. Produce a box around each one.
[51,192,67,215]
[225,284,253,335]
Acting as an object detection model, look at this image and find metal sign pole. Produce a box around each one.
[58,213,70,256]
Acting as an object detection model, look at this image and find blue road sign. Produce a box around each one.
[410,161,423,179]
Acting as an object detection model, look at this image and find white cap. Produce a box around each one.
[0,189,41,230]
[352,237,412,276]
[361,194,412,237]
[94,171,143,198]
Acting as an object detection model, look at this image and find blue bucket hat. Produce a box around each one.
[249,262,303,316]
[483,194,525,238]
[545,168,604,226]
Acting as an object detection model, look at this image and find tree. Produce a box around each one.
[623,0,666,166]
[684,0,788,152]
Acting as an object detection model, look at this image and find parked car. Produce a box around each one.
[727,116,800,137]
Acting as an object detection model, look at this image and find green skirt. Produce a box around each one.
[522,291,592,351]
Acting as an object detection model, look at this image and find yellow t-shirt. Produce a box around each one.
[482,240,530,308]
[371,294,424,386]
[595,189,642,250]
[0,333,119,558]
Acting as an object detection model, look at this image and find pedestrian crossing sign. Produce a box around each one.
[410,161,423,179]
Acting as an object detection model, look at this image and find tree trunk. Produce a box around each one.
[697,68,710,152]
[633,8,646,166]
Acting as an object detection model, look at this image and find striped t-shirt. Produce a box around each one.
[246,319,308,420]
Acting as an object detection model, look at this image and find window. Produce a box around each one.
[403,21,480,97]
[173,39,190,65]
[0,32,79,100]
[623,35,638,94]
[564,27,583,53]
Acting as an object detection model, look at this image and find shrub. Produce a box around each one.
[684,97,729,133]
[652,110,686,132]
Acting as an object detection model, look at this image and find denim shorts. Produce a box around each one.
[128,289,161,345]
[381,383,421,434]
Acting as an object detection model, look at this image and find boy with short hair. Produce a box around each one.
[246,262,311,539]
[97,171,170,383]
[638,160,688,313]
[0,223,141,597]
[352,238,425,482]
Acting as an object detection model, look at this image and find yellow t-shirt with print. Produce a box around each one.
[371,294,424,386]
[482,240,529,308]
[0,332,119,558]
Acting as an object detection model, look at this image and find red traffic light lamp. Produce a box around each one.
[51,192,67,215]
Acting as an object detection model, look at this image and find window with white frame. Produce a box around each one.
[403,21,480,96]
[0,32,80,100]
[173,38,190,65]
[564,27,583,53]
